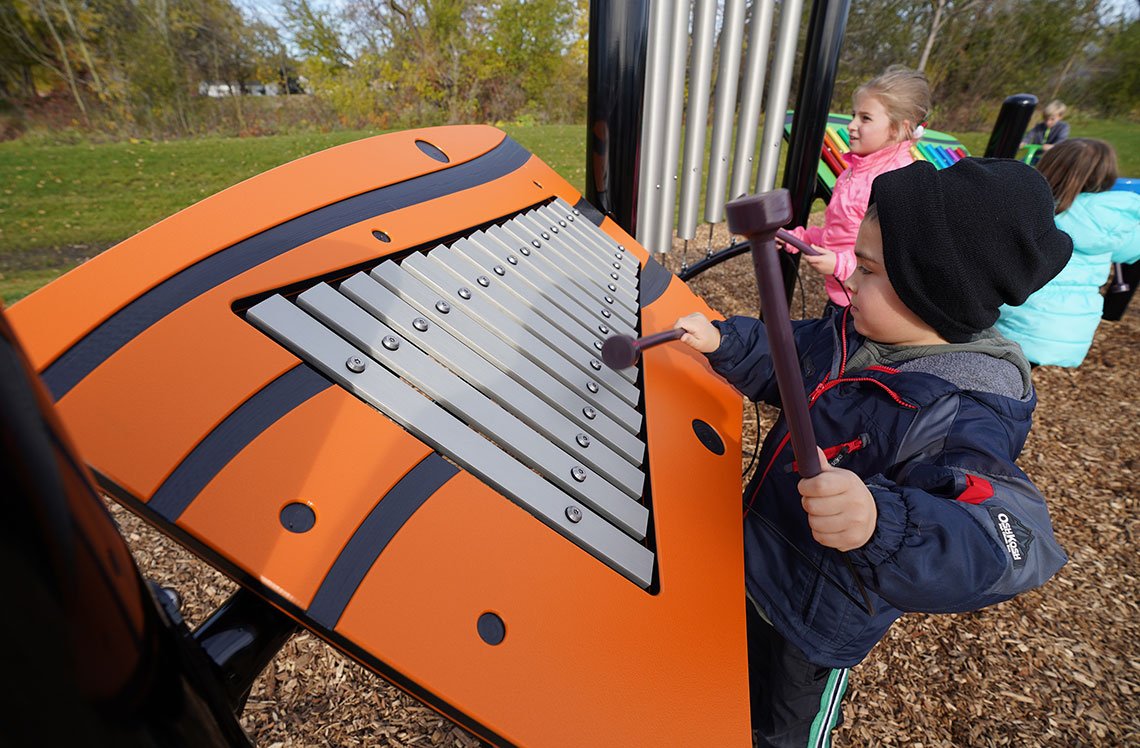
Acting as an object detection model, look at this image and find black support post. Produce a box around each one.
[984,94,1038,159]
[781,0,852,302]
[585,0,651,234]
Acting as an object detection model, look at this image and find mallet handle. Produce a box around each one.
[636,328,685,349]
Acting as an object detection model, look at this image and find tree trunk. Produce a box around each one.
[917,0,947,73]
[32,0,89,123]
[56,0,104,96]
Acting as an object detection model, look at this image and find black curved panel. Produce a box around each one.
[638,255,674,309]
[307,452,460,629]
[42,137,532,401]
[148,364,332,521]
[573,196,607,227]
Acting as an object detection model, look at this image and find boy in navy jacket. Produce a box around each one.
[675,158,1072,748]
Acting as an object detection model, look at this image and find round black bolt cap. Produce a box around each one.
[477,612,506,645]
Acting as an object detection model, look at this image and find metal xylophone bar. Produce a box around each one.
[246,199,660,588]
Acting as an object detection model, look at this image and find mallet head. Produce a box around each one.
[601,335,640,369]
[725,189,793,240]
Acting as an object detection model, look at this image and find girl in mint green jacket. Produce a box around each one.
[996,139,1140,367]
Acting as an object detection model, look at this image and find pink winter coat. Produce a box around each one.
[786,142,914,305]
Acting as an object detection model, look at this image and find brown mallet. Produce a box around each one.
[725,188,873,615]
[600,328,685,370]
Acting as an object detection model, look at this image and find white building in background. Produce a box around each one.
[198,82,283,97]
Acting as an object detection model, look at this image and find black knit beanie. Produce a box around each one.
[869,157,1072,343]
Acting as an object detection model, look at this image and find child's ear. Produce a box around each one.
[899,120,913,140]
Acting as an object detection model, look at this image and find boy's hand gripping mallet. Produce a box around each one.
[598,230,816,371]
[725,189,874,615]
[600,328,685,370]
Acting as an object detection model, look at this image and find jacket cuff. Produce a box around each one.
[832,246,857,282]
[707,318,745,370]
[852,481,909,567]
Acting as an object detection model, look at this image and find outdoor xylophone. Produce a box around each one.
[7,125,753,747]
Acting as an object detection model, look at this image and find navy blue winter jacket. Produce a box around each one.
[709,310,1067,668]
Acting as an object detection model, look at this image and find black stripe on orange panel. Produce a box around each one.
[638,255,673,309]
[94,468,519,748]
[573,196,606,227]
[148,364,332,521]
[43,136,532,401]
[308,452,460,630]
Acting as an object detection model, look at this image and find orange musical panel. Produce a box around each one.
[9,125,751,747]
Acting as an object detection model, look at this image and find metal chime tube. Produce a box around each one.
[729,0,776,201]
[702,0,746,225]
[676,0,718,241]
[755,0,806,193]
[635,0,673,249]
[650,0,695,255]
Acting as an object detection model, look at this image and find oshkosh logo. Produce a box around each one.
[997,513,1022,560]
[988,506,1033,569]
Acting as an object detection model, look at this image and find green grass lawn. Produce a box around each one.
[1,118,1135,305]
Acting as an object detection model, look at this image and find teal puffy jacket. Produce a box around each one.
[996,190,1140,366]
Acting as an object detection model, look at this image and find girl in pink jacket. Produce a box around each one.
[786,67,932,308]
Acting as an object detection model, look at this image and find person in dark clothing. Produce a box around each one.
[675,158,1073,748]
[1021,99,1070,165]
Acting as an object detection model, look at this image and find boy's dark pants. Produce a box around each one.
[747,602,849,748]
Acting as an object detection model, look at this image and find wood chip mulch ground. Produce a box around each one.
[104,226,1140,747]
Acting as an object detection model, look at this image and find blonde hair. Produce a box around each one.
[854,66,932,142]
[1037,138,1117,214]
[1043,99,1067,118]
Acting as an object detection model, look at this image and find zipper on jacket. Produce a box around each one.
[789,434,868,473]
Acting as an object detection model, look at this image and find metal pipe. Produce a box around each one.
[651,0,695,255]
[635,0,673,249]
[703,0,747,224]
[754,0,806,194]
[677,0,718,240]
[729,0,776,200]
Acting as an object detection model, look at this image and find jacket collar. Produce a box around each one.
[824,311,1037,418]
[844,141,912,173]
